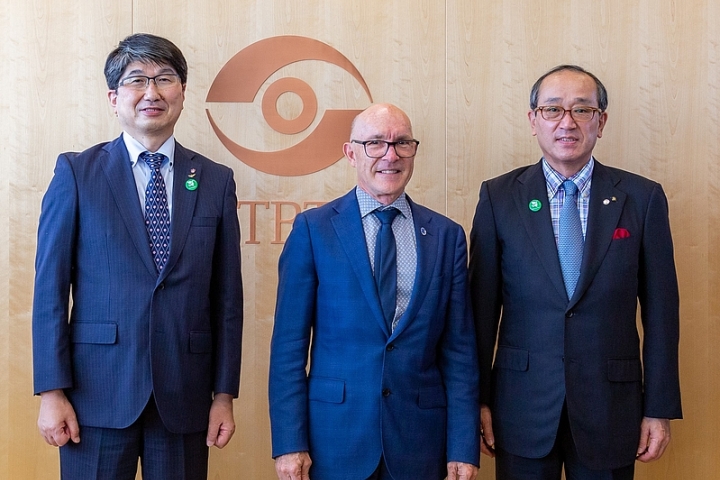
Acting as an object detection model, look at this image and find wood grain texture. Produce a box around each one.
[2,0,717,478]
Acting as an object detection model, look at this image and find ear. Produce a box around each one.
[596,111,608,138]
[528,109,538,136]
[343,142,357,167]
[108,90,118,115]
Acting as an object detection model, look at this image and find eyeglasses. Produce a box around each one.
[117,74,181,91]
[350,139,420,158]
[534,105,602,122]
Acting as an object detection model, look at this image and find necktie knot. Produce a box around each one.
[141,152,165,171]
[562,179,578,198]
[374,207,400,225]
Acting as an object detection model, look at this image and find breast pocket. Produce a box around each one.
[187,216,219,253]
[191,216,219,228]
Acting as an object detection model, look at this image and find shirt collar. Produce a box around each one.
[355,186,412,220]
[124,132,175,170]
[542,156,594,198]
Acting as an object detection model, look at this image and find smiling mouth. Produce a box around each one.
[141,107,165,114]
[377,169,401,174]
[557,137,577,143]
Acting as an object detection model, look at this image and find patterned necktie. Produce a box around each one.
[558,180,583,299]
[141,152,171,273]
[373,208,400,332]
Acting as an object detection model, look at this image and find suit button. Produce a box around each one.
[158,283,165,290]
[386,344,395,351]
[382,388,391,397]
[565,310,574,318]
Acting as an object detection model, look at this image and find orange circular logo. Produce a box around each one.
[206,36,373,176]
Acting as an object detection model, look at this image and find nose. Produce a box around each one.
[558,109,577,128]
[143,80,161,99]
[382,143,401,161]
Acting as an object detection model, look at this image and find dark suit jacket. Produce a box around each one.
[269,189,480,480]
[32,136,243,434]
[469,160,682,470]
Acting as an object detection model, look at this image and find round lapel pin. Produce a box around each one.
[529,199,542,212]
[185,178,198,191]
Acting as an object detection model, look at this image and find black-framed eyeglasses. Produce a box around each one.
[350,139,420,158]
[117,74,181,91]
[534,105,603,122]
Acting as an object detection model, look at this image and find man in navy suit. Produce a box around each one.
[469,65,682,479]
[269,104,480,480]
[32,33,243,479]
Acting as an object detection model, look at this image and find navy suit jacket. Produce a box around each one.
[269,189,480,480]
[469,160,682,469]
[32,136,243,434]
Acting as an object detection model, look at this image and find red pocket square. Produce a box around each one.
[613,228,630,239]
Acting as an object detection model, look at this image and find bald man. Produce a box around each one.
[269,104,480,480]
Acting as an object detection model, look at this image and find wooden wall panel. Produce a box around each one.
[3,0,719,478]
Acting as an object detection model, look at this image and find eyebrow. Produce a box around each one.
[123,67,176,77]
[365,134,414,140]
[543,97,596,105]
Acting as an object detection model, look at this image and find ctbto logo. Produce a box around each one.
[206,36,373,176]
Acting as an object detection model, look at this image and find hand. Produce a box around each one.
[206,393,235,448]
[275,451,312,480]
[636,417,671,462]
[447,461,478,480]
[37,389,80,447]
[480,404,496,458]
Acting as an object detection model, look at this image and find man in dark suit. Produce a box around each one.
[269,104,480,480]
[32,33,243,479]
[469,65,682,479]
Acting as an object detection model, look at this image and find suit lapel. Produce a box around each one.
[100,137,157,278]
[331,191,391,337]
[569,161,625,307]
[160,143,200,282]
[514,162,567,300]
[390,198,437,339]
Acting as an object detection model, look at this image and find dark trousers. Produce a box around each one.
[495,405,635,480]
[59,396,208,480]
[366,455,394,480]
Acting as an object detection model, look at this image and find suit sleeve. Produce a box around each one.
[439,224,481,465]
[468,181,503,406]
[638,183,682,419]
[268,212,317,457]
[32,154,78,394]
[209,169,244,397]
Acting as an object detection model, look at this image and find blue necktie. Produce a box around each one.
[141,152,171,273]
[373,208,400,331]
[558,180,583,299]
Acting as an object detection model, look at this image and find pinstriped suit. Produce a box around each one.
[469,160,681,470]
[33,136,243,443]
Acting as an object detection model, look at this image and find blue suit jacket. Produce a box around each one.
[268,189,480,480]
[32,136,243,434]
[469,160,682,469]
